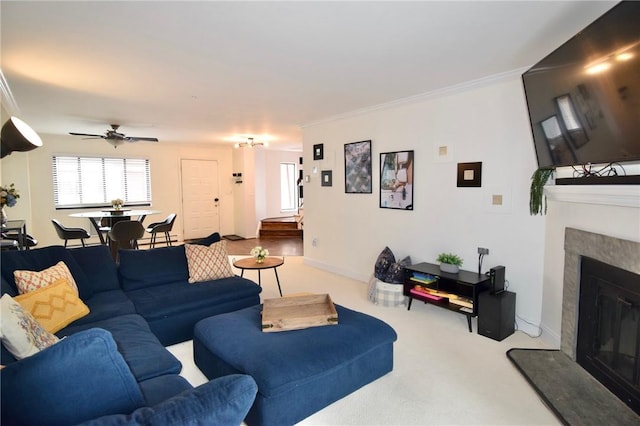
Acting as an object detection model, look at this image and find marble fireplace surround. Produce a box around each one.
[561,227,640,360]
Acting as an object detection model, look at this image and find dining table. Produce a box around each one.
[69,209,161,245]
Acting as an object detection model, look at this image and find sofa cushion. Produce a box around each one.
[69,245,121,296]
[126,276,260,321]
[15,278,90,333]
[185,241,234,283]
[192,231,222,246]
[0,328,145,426]
[0,293,59,360]
[57,314,182,382]
[14,260,79,295]
[70,289,137,326]
[118,246,189,291]
[137,374,193,407]
[0,245,93,300]
[78,375,258,426]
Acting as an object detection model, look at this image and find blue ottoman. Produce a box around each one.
[194,304,397,426]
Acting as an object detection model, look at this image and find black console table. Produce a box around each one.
[404,262,490,332]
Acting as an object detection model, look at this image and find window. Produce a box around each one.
[52,156,151,208]
[280,162,296,212]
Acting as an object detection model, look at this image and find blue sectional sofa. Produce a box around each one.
[0,240,262,425]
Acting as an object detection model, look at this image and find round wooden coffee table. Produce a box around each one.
[233,257,284,297]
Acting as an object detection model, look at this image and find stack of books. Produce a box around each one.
[448,295,473,309]
[409,272,438,286]
[410,285,448,301]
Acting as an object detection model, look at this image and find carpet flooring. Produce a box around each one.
[168,256,561,425]
[507,348,639,425]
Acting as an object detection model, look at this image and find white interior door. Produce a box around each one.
[181,159,220,240]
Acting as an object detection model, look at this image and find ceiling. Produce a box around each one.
[0,1,617,151]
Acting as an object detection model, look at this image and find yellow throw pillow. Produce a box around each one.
[185,240,235,283]
[0,294,60,360]
[15,278,89,333]
[14,261,79,295]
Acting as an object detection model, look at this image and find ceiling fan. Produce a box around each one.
[69,124,158,148]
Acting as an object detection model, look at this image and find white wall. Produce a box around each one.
[302,75,546,335]
[1,133,296,247]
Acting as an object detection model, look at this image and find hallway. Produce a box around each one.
[223,236,303,257]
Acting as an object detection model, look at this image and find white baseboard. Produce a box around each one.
[303,257,369,283]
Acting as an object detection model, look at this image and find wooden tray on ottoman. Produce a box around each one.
[262,294,338,332]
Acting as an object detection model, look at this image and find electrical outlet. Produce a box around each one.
[312,237,318,247]
[478,247,489,255]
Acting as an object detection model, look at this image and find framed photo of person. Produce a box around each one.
[380,150,414,210]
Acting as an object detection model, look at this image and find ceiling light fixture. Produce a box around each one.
[234,137,265,148]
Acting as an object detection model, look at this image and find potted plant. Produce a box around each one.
[529,168,554,215]
[250,246,269,264]
[437,253,463,274]
[111,198,124,213]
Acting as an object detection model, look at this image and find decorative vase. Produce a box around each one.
[1,206,7,226]
[439,263,459,274]
[256,256,265,264]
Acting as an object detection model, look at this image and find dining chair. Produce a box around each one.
[108,220,145,261]
[51,219,90,247]
[145,213,176,248]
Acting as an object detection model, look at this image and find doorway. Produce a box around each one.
[180,159,220,240]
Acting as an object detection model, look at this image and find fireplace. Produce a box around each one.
[576,256,640,413]
[562,228,640,414]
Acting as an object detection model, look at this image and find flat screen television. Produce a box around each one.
[522,1,640,170]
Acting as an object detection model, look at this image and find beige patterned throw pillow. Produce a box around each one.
[14,261,79,295]
[185,241,235,283]
[0,294,60,360]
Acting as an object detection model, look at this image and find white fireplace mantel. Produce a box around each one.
[545,185,640,208]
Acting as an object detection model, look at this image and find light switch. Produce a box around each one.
[492,194,503,205]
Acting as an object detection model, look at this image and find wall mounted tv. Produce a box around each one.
[522,1,640,171]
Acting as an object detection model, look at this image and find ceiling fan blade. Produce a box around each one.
[126,137,159,142]
[69,132,105,138]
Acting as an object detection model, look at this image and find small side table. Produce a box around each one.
[233,257,284,297]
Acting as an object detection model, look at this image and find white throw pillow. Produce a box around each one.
[0,294,60,360]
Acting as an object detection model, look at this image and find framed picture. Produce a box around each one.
[321,170,332,187]
[313,144,324,161]
[344,140,372,193]
[456,162,482,187]
[380,151,414,210]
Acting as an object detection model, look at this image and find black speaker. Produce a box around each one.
[478,291,515,341]
[489,265,505,294]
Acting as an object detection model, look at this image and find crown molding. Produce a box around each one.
[301,66,529,128]
[545,185,640,208]
[0,70,20,115]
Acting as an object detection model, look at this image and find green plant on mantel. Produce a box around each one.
[530,168,554,215]
[436,253,463,267]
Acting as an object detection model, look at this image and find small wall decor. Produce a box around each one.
[380,150,414,210]
[457,162,482,187]
[313,144,324,160]
[321,170,333,187]
[344,140,372,194]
